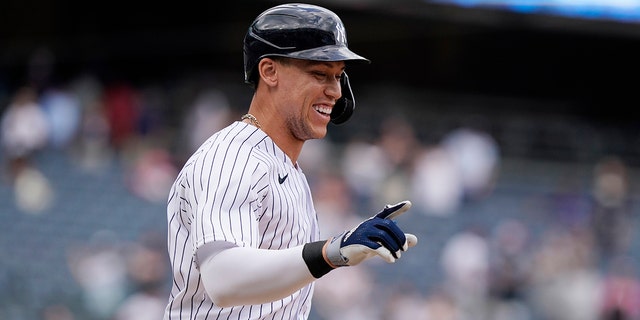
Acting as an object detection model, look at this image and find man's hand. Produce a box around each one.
[324,200,418,267]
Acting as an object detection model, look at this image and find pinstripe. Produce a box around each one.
[211,128,258,245]
[201,141,220,242]
[164,122,319,319]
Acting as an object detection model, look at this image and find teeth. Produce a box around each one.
[314,105,331,115]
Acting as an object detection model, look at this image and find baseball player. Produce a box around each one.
[164,3,418,319]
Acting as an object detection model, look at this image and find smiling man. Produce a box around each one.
[163,3,418,319]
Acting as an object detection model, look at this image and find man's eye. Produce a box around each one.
[312,72,327,79]
[311,71,341,82]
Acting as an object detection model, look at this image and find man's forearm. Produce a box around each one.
[200,246,315,307]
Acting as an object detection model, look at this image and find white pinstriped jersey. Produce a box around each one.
[164,121,320,320]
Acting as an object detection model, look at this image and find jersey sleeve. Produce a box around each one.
[189,136,268,253]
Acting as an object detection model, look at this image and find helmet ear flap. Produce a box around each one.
[330,72,355,124]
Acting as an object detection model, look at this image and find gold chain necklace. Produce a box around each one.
[241,113,261,129]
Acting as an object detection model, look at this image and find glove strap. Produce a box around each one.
[324,232,349,267]
[302,241,335,278]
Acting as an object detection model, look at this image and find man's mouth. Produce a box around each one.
[313,104,332,116]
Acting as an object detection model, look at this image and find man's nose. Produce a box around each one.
[325,77,342,101]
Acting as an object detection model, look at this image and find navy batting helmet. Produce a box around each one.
[243,3,370,124]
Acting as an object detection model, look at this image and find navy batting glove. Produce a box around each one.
[324,200,418,267]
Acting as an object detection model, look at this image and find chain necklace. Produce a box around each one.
[241,113,262,129]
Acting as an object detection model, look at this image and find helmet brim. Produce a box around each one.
[274,45,370,64]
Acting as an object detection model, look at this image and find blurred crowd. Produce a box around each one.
[1,59,639,320]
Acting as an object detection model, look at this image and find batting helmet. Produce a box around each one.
[243,3,370,124]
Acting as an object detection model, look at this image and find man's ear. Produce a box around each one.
[258,58,278,87]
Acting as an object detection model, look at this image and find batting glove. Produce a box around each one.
[303,201,418,278]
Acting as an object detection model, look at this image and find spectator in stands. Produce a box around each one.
[599,255,640,319]
[528,228,601,320]
[114,231,168,320]
[40,86,81,150]
[181,88,232,154]
[0,86,49,182]
[589,155,633,261]
[440,228,490,318]
[103,83,139,151]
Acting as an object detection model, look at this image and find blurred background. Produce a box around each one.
[2,0,640,319]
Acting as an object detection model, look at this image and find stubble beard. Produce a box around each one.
[287,111,327,142]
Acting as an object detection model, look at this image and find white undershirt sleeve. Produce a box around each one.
[198,244,316,307]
